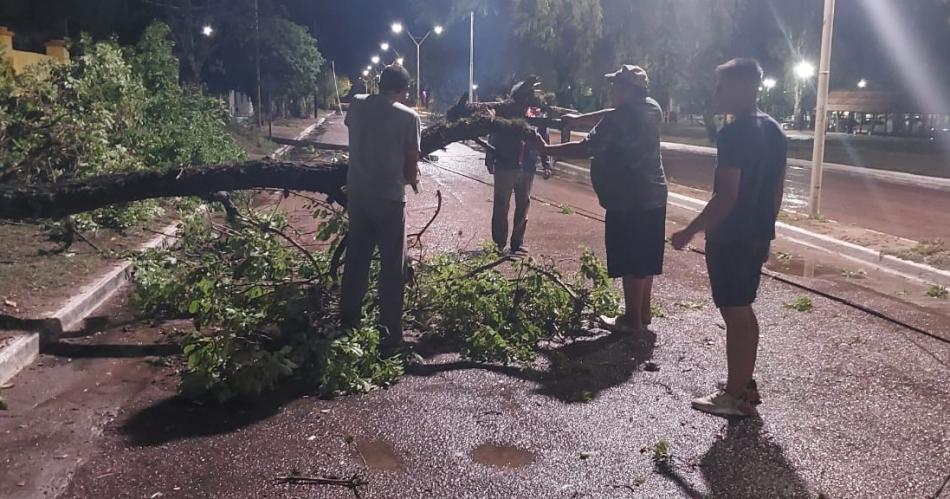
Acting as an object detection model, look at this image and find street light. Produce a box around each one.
[380,42,390,52]
[362,70,369,77]
[201,25,214,37]
[763,77,777,90]
[371,55,380,65]
[391,21,445,107]
[396,57,405,66]
[857,78,868,89]
[795,61,816,80]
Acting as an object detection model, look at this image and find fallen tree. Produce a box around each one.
[0,116,537,220]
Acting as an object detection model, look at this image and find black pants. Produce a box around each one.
[604,207,666,278]
[705,240,771,308]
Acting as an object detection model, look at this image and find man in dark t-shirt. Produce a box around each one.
[530,65,668,334]
[671,58,788,417]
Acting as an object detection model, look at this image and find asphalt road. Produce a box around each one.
[1,115,947,499]
[661,148,950,243]
[549,130,950,244]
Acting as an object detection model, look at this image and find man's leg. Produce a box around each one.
[374,200,408,346]
[721,305,760,397]
[621,276,646,327]
[641,276,654,326]
[340,198,375,329]
[510,171,534,251]
[492,169,516,250]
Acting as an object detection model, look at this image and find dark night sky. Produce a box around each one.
[1,0,948,97]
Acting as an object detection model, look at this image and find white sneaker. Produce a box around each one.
[691,390,756,417]
[599,315,642,335]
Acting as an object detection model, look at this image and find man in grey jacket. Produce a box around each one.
[341,65,421,350]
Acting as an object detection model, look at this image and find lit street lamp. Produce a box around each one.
[857,78,868,89]
[763,77,777,90]
[380,42,390,52]
[201,25,214,37]
[371,55,381,65]
[396,57,405,66]
[391,21,444,107]
[362,70,369,77]
[794,61,816,80]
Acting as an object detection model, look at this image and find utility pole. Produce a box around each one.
[331,60,343,115]
[254,0,263,127]
[469,11,474,103]
[808,0,836,218]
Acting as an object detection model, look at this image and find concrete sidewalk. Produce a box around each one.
[32,118,947,499]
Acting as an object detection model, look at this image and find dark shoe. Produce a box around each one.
[510,245,529,255]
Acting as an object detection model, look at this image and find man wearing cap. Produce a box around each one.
[341,64,421,352]
[529,65,668,334]
[485,77,552,254]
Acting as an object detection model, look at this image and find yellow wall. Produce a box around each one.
[0,26,68,76]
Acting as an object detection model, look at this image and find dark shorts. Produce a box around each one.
[705,240,771,308]
[604,207,666,279]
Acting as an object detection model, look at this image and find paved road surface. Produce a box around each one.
[551,130,950,243]
[0,115,940,499]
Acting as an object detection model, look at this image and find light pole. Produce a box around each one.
[808,0,837,218]
[469,11,474,103]
[761,77,777,115]
[392,21,443,107]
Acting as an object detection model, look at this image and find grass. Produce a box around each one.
[888,239,950,272]
[784,296,814,312]
[559,204,575,215]
[926,285,948,299]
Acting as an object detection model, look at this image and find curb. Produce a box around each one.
[554,160,950,288]
[0,119,321,384]
[0,333,39,386]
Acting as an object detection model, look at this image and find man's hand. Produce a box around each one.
[670,229,695,250]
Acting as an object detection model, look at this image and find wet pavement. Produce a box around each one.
[2,115,949,498]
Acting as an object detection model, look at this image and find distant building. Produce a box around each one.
[825,90,950,137]
[0,26,69,75]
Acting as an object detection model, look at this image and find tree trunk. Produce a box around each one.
[0,116,537,220]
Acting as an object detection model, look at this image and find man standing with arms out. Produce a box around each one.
[671,58,788,417]
[341,65,421,352]
[529,65,668,334]
[487,78,552,254]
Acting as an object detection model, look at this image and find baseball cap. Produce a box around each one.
[605,65,649,89]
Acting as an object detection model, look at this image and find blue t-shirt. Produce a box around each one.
[708,112,788,243]
[585,99,668,212]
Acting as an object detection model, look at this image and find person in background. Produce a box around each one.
[528,65,668,334]
[486,78,552,254]
[340,65,421,353]
[670,58,788,417]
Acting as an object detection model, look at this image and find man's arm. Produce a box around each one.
[670,168,741,249]
[404,114,422,193]
[403,148,420,192]
[562,108,615,130]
